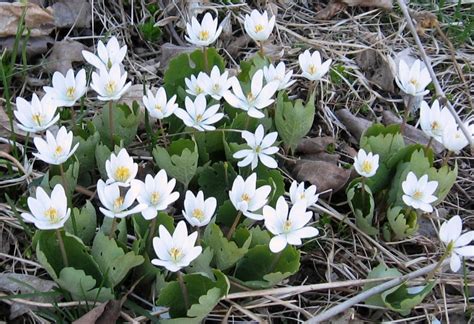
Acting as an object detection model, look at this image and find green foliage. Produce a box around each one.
[43,162,79,197]
[186,247,215,279]
[203,223,251,271]
[153,139,199,187]
[73,128,100,179]
[91,232,144,288]
[57,268,114,301]
[139,19,162,42]
[65,201,97,244]
[233,245,300,288]
[383,206,418,241]
[157,270,229,319]
[347,182,377,236]
[364,263,401,307]
[95,142,111,179]
[275,91,315,153]
[197,162,237,206]
[255,167,285,207]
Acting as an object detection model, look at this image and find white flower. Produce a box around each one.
[229,173,271,221]
[353,149,379,178]
[264,196,319,253]
[105,148,138,187]
[142,87,178,120]
[14,94,59,133]
[419,100,456,143]
[182,191,216,227]
[439,215,474,272]
[97,179,145,218]
[185,12,222,47]
[44,69,87,107]
[82,36,127,71]
[151,220,202,272]
[21,184,70,230]
[233,125,279,170]
[289,181,319,208]
[244,10,275,42]
[224,70,279,119]
[201,66,232,100]
[442,125,469,154]
[263,62,295,90]
[90,64,131,101]
[395,59,431,97]
[185,73,207,97]
[136,170,180,220]
[174,94,224,131]
[33,126,79,165]
[402,172,438,213]
[298,50,332,81]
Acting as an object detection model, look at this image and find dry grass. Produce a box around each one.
[1,0,473,322]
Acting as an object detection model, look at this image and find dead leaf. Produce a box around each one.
[0,105,28,138]
[315,0,392,20]
[0,36,53,57]
[343,0,392,8]
[0,273,57,319]
[73,300,122,324]
[45,39,86,74]
[381,110,444,154]
[315,1,346,20]
[293,160,351,194]
[296,136,335,154]
[52,0,92,29]
[334,108,372,141]
[0,2,54,37]
[227,35,250,59]
[355,49,394,92]
[160,43,197,69]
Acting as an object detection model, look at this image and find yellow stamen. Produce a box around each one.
[309,64,317,75]
[155,104,162,112]
[192,208,205,221]
[409,79,419,87]
[361,160,373,174]
[198,30,210,41]
[114,166,130,182]
[212,84,220,92]
[299,193,306,200]
[150,192,160,205]
[44,207,60,223]
[241,193,251,202]
[430,121,440,131]
[412,191,423,200]
[255,145,262,153]
[283,220,292,232]
[32,114,43,126]
[196,114,203,122]
[105,81,116,95]
[54,146,63,156]
[113,196,124,210]
[255,24,264,33]
[246,92,254,102]
[66,87,75,99]
[195,86,203,94]
[169,247,183,261]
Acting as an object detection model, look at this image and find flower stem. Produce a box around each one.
[202,46,209,72]
[425,137,433,151]
[109,217,117,240]
[177,271,190,310]
[425,242,453,282]
[259,41,264,57]
[400,95,414,134]
[158,118,168,148]
[226,211,242,240]
[56,228,69,268]
[442,151,452,167]
[108,100,115,148]
[60,163,77,236]
[148,217,157,246]
[270,250,283,273]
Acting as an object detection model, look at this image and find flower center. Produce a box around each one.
[155,104,162,112]
[44,207,60,223]
[32,113,43,126]
[282,220,292,233]
[255,145,262,153]
[196,114,204,122]
[169,247,183,262]
[299,192,306,200]
[409,78,419,87]
[198,30,210,41]
[255,24,264,33]
[105,81,117,95]
[246,92,255,103]
[113,196,124,210]
[150,192,160,205]
[195,86,203,94]
[241,193,251,202]
[309,64,317,75]
[361,160,373,174]
[114,166,130,182]
[431,121,440,131]
[54,145,63,156]
[212,84,220,92]
[412,190,424,200]
[66,87,76,99]
[192,208,205,221]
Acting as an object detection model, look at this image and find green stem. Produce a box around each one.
[203,46,209,72]
[60,163,77,235]
[109,100,115,148]
[360,177,366,206]
[158,118,168,148]
[226,211,242,240]
[56,228,69,267]
[425,137,433,151]
[400,95,415,134]
[259,41,264,57]
[109,217,117,240]
[148,217,157,246]
[442,151,452,167]
[177,271,190,310]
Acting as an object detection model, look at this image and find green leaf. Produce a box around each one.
[363,263,402,307]
[186,247,215,280]
[347,182,378,236]
[56,267,114,302]
[203,223,251,271]
[255,167,285,207]
[275,91,315,153]
[93,102,141,149]
[95,142,111,179]
[48,162,79,197]
[91,232,144,288]
[132,212,174,241]
[427,162,457,205]
[65,200,97,244]
[381,281,436,316]
[73,130,100,178]
[215,200,238,227]
[101,217,128,244]
[197,162,237,206]
[153,139,198,187]
[384,205,418,241]
[157,270,229,319]
[233,245,300,288]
